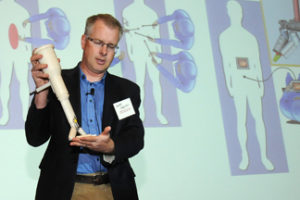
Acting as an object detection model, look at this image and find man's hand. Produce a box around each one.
[70,126,115,154]
[31,52,50,109]
[31,52,49,88]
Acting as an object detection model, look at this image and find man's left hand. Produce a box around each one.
[70,126,115,154]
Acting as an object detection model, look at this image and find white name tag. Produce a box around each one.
[113,98,135,120]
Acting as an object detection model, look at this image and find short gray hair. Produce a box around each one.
[84,14,123,39]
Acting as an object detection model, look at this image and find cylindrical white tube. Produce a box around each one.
[34,44,69,99]
[50,75,69,100]
[60,98,77,128]
[34,44,87,139]
[34,44,61,77]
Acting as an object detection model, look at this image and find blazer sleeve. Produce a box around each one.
[102,80,145,167]
[25,91,55,147]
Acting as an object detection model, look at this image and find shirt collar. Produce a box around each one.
[79,68,107,86]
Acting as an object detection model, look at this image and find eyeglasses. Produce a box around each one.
[86,36,119,53]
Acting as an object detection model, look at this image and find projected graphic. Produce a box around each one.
[153,51,197,93]
[143,9,195,50]
[0,0,31,128]
[280,72,300,123]
[22,7,70,50]
[219,0,273,171]
[272,0,300,63]
[142,9,197,93]
[1,0,197,129]
[207,0,288,175]
[122,0,168,124]
[114,0,196,127]
[262,0,300,66]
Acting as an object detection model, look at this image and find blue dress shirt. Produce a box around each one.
[76,68,107,174]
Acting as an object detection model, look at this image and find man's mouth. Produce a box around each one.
[96,58,105,65]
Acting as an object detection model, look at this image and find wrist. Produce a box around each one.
[105,139,115,155]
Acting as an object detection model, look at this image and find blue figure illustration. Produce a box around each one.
[154,9,194,50]
[152,51,197,93]
[110,51,125,67]
[280,73,300,123]
[22,7,70,50]
[138,9,195,50]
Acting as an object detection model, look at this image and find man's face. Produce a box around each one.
[81,20,120,79]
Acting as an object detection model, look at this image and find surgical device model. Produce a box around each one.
[32,44,87,140]
[273,0,300,62]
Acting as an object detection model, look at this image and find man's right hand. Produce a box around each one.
[30,52,49,109]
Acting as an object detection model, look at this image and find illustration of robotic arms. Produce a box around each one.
[273,0,300,62]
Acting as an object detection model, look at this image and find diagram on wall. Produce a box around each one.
[114,0,197,127]
[280,72,300,123]
[262,0,300,66]
[0,0,35,129]
[0,0,72,130]
[206,0,288,175]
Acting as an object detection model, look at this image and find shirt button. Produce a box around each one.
[90,119,93,122]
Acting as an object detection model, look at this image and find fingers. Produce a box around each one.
[69,141,82,146]
[102,126,111,136]
[70,136,96,149]
[70,132,114,153]
[74,135,97,142]
[31,54,44,69]
[70,127,112,150]
[30,51,41,61]
[30,53,49,87]
[70,141,89,148]
[31,65,49,78]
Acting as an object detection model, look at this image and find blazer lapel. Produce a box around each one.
[102,73,118,129]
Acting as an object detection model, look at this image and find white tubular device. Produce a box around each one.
[34,44,87,140]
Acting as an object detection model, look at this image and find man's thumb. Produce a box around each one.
[102,126,111,136]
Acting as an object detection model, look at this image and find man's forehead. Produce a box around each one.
[91,20,119,34]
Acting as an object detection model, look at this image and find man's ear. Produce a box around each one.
[81,34,86,49]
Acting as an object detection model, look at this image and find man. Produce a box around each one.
[25,14,144,200]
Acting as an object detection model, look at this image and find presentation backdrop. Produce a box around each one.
[0,0,300,199]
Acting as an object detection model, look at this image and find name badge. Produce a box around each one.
[113,98,135,120]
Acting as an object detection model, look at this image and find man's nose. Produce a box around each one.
[99,44,108,55]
